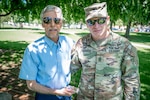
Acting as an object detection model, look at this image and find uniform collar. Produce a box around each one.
[86,32,113,47]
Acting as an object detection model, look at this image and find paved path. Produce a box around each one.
[1,29,150,49]
[61,29,150,49]
[131,43,150,49]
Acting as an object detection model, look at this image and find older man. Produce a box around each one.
[19,5,75,100]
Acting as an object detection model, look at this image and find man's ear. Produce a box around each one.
[59,20,63,28]
[86,22,89,28]
[106,16,110,24]
[107,16,110,19]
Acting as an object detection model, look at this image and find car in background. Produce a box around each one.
[145,27,150,32]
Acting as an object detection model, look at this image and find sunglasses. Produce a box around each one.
[87,17,107,26]
[43,17,61,24]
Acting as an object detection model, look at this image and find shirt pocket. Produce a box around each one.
[45,65,57,80]
[61,60,71,75]
[104,52,123,69]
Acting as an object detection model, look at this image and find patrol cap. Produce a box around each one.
[84,2,108,21]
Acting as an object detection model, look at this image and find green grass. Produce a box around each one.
[116,32,150,45]
[0,29,150,99]
[137,47,150,100]
[0,29,44,43]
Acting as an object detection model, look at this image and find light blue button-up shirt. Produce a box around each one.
[19,35,74,89]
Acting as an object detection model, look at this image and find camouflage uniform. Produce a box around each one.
[71,32,140,100]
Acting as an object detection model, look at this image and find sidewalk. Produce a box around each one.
[131,43,150,49]
[61,29,150,49]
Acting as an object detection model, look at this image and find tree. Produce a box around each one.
[107,0,150,38]
[0,0,149,37]
[0,0,101,22]
[0,12,11,28]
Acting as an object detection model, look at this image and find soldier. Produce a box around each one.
[71,2,140,100]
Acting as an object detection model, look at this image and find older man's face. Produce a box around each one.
[42,11,62,39]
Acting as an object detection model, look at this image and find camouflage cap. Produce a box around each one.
[84,2,108,21]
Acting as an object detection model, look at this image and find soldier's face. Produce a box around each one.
[86,16,109,40]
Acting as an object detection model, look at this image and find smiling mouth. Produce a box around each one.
[93,30,101,32]
[49,29,57,31]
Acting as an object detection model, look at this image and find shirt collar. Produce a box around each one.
[44,35,61,48]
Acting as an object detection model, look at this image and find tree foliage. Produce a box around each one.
[0,0,149,38]
[0,0,102,22]
[107,0,150,38]
[0,0,149,23]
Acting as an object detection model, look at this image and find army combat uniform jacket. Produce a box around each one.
[71,32,140,100]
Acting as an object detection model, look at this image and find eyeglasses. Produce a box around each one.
[87,17,107,26]
[43,17,61,24]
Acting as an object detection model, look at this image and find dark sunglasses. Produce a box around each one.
[87,17,107,26]
[43,17,61,24]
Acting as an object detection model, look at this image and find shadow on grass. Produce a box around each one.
[74,32,88,37]
[0,41,28,50]
[35,31,72,35]
[0,40,150,100]
[129,32,150,43]
[0,27,42,30]
[75,32,150,44]
[116,32,150,43]
[0,41,34,100]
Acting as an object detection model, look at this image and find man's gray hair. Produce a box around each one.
[40,5,63,20]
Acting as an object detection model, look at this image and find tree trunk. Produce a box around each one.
[110,22,113,31]
[110,20,114,31]
[80,23,83,29]
[125,21,131,39]
[0,17,1,29]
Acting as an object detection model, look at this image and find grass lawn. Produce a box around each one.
[0,28,150,100]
